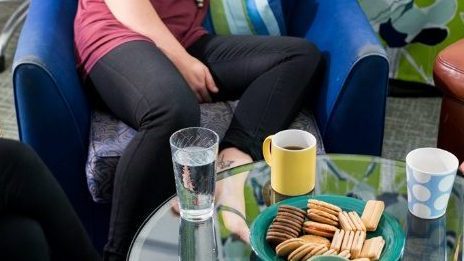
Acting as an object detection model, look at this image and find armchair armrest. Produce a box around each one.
[13,0,90,195]
[287,0,389,155]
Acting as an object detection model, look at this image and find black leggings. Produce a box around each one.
[88,34,320,260]
[0,139,99,261]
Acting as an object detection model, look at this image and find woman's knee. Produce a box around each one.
[0,139,51,185]
[0,139,36,164]
[139,87,200,131]
[282,37,321,65]
[166,96,201,129]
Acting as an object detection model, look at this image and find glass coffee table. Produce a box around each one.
[128,154,464,260]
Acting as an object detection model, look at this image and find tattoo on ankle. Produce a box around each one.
[218,154,235,170]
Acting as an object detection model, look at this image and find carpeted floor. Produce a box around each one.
[382,97,441,160]
[0,5,442,162]
[0,2,20,140]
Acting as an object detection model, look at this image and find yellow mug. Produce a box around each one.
[262,129,316,196]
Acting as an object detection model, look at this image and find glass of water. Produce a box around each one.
[170,127,219,221]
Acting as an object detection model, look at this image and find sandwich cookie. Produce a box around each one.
[307,208,339,226]
[359,236,385,260]
[330,229,345,252]
[275,238,305,257]
[361,200,384,231]
[266,231,294,246]
[349,211,366,231]
[307,199,342,216]
[341,230,355,252]
[298,235,331,248]
[279,205,307,219]
[338,249,351,259]
[338,211,356,231]
[288,243,318,261]
[303,221,338,238]
[302,244,328,260]
[269,223,300,238]
[350,231,366,258]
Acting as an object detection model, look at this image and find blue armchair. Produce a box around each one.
[12,0,388,251]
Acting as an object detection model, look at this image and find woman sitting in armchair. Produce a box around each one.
[74,0,321,259]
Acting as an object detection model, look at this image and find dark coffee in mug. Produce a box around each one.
[283,146,305,150]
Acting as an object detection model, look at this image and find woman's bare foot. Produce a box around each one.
[170,147,253,243]
[216,148,252,243]
[217,148,253,171]
[171,197,180,215]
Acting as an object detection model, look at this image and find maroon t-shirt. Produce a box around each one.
[74,0,209,75]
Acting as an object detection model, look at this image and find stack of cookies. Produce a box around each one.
[330,229,366,258]
[339,211,366,231]
[266,205,306,246]
[304,199,342,238]
[267,199,387,260]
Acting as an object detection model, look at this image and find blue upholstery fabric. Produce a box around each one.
[13,0,109,251]
[285,0,389,155]
[12,0,388,251]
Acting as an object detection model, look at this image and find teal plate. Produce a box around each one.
[250,195,405,260]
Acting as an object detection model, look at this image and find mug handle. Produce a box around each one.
[262,135,273,166]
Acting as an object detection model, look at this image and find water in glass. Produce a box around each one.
[170,127,218,221]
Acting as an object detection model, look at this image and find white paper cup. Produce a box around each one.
[406,148,459,219]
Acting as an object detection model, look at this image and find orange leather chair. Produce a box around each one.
[434,39,464,173]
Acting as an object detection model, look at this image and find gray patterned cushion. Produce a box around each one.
[86,101,325,203]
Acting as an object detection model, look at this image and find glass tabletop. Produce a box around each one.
[128,154,464,260]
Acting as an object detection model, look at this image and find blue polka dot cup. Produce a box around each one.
[406,148,459,219]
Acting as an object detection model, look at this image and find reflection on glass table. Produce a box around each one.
[128,154,464,260]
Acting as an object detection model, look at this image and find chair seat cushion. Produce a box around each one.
[86,101,325,203]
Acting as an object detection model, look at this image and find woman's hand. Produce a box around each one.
[176,55,219,103]
[104,0,218,103]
